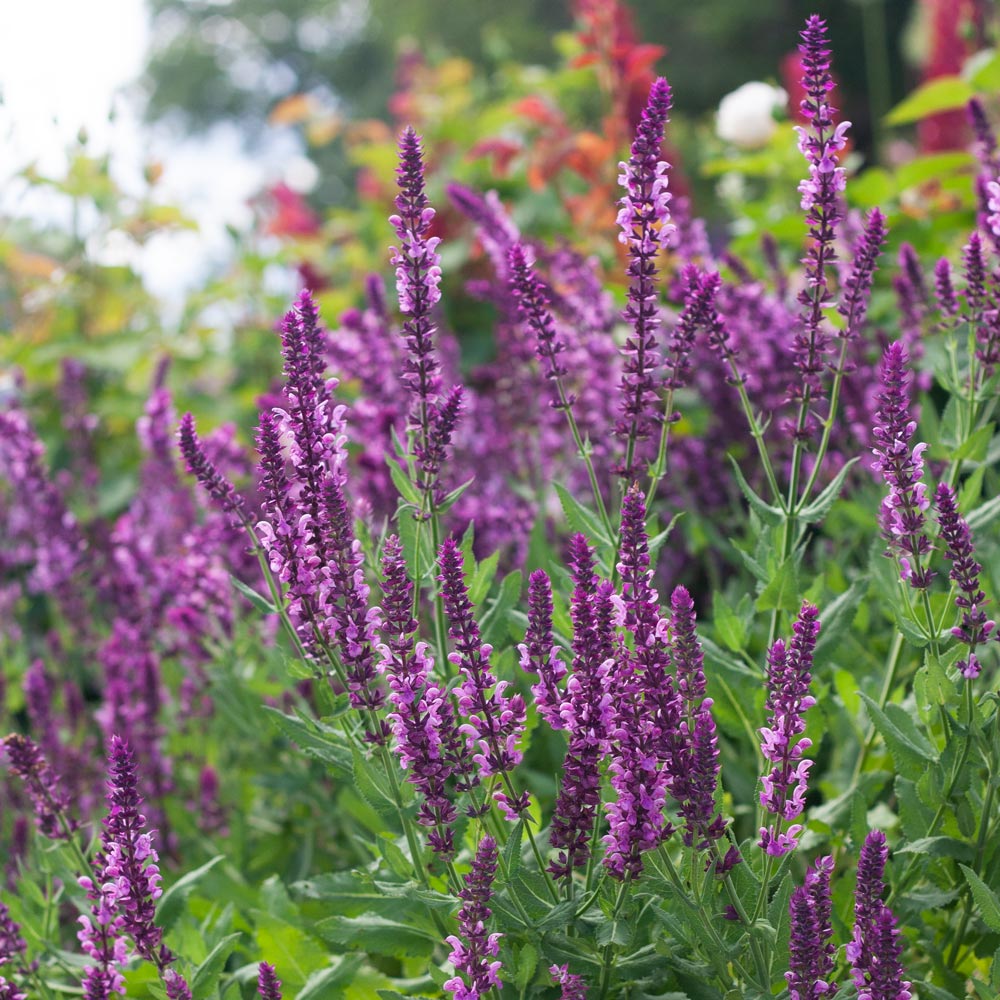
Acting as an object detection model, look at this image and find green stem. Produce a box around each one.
[597,879,631,1000]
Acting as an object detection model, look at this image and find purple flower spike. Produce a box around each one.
[933,258,960,320]
[390,127,446,483]
[164,970,193,1000]
[615,77,674,476]
[0,978,25,1000]
[669,585,706,708]
[508,244,574,412]
[257,962,283,1000]
[518,569,567,730]
[378,536,464,858]
[859,907,912,1000]
[838,208,888,340]
[2,734,76,840]
[444,836,502,1000]
[847,830,888,988]
[758,603,821,856]
[871,343,934,590]
[438,539,526,801]
[934,483,994,679]
[178,413,247,523]
[786,855,837,1000]
[791,15,849,411]
[550,964,588,999]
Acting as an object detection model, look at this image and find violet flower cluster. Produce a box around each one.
[444,836,502,1000]
[758,603,821,857]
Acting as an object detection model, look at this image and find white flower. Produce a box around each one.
[716,82,787,149]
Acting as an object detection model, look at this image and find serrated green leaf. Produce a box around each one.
[953,423,995,463]
[481,569,523,647]
[859,694,936,776]
[648,512,684,556]
[515,943,539,990]
[967,491,1000,532]
[552,482,613,546]
[469,549,500,605]
[503,820,524,881]
[755,557,799,613]
[262,708,353,777]
[960,865,1000,933]
[230,575,278,615]
[190,933,241,1000]
[157,856,224,933]
[712,592,746,652]
[437,476,476,514]
[886,76,975,125]
[728,455,784,526]
[798,458,858,524]
[315,914,437,956]
[896,836,974,861]
[296,955,365,1000]
[352,748,398,820]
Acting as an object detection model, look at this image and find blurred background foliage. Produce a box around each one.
[2,0,999,506]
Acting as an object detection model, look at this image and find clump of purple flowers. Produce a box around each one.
[786,855,836,1000]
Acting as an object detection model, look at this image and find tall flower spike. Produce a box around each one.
[390,127,444,480]
[758,603,821,856]
[378,535,463,858]
[934,483,994,679]
[847,830,888,989]
[615,77,675,476]
[2,734,76,840]
[164,971,193,1000]
[786,856,837,1000]
[257,963,283,1000]
[870,343,934,589]
[178,413,247,523]
[791,15,849,415]
[838,208,888,340]
[444,836,502,1000]
[933,258,960,321]
[438,539,527,809]
[858,907,912,1000]
[518,569,567,730]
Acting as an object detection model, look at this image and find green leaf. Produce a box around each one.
[190,933,241,1000]
[436,476,476,514]
[515,943,539,990]
[388,461,423,506]
[296,956,365,1000]
[886,76,975,125]
[967,491,1000,532]
[254,913,330,987]
[960,866,1000,933]
[469,549,500,605]
[648,512,684,557]
[896,836,974,861]
[712,592,746,652]
[230,575,277,615]
[755,557,799,613]
[481,569,523,647]
[552,482,613,546]
[727,455,784,527]
[953,423,995,463]
[157,856,225,932]
[262,708,353,778]
[859,693,936,777]
[352,748,398,820]
[315,914,437,957]
[798,458,858,524]
[503,820,525,881]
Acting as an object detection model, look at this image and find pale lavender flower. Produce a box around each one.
[444,836,502,1000]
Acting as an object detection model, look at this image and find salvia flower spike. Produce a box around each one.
[257,962,283,1000]
[786,855,836,1000]
[758,603,821,856]
[615,76,674,476]
[444,836,502,1000]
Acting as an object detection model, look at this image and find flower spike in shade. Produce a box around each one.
[444,836,502,1000]
[178,413,247,523]
[2,734,76,840]
[615,77,674,476]
[550,964,588,1000]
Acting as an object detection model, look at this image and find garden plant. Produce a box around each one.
[2,10,1000,1000]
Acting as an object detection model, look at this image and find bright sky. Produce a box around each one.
[0,1,311,316]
